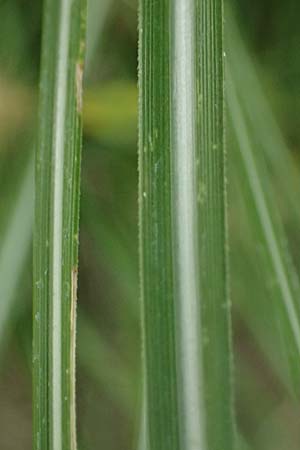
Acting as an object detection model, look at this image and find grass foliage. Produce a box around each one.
[33,1,86,449]
[0,1,299,450]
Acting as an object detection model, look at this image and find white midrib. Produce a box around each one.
[172,1,206,449]
[52,1,72,449]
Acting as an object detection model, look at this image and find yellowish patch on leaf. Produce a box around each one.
[76,63,83,113]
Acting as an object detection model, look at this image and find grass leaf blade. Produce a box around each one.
[33,1,86,449]
[0,160,33,345]
[227,66,300,395]
[139,1,235,449]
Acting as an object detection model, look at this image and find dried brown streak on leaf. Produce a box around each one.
[70,266,78,450]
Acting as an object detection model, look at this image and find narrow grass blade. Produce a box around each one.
[227,68,300,395]
[77,313,135,413]
[237,434,251,450]
[81,190,138,311]
[85,0,113,74]
[33,1,86,449]
[139,1,234,449]
[0,159,33,346]
[226,5,300,395]
[226,6,300,227]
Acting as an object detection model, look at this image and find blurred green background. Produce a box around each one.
[0,0,300,449]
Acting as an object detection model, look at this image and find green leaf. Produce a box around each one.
[226,7,300,228]
[77,312,135,414]
[85,0,113,73]
[0,159,33,347]
[227,7,300,396]
[33,1,86,449]
[139,1,235,449]
[227,70,300,394]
